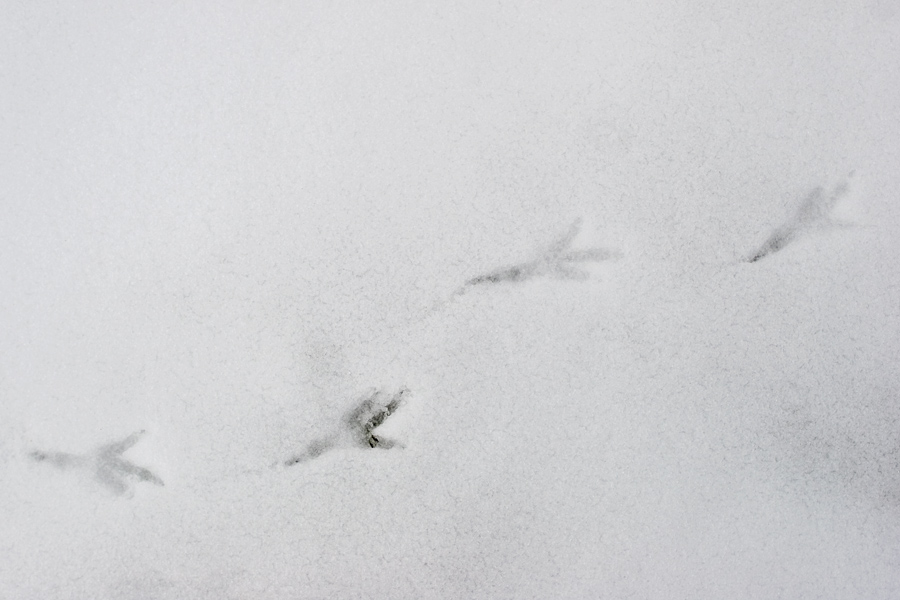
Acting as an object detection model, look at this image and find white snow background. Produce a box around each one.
[2,2,900,598]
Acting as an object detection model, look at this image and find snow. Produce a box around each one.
[2,2,900,598]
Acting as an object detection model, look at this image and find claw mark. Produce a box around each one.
[30,430,163,495]
[283,388,409,467]
[746,175,854,263]
[461,218,621,290]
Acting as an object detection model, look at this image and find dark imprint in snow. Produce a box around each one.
[746,177,854,263]
[461,218,621,289]
[283,387,409,467]
[29,430,163,495]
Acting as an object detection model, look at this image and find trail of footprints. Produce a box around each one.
[28,175,858,495]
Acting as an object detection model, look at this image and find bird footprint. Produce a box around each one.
[462,218,621,290]
[746,175,856,263]
[30,430,163,496]
[282,387,409,467]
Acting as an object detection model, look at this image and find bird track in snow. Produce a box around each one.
[281,387,409,467]
[746,174,857,263]
[29,430,163,496]
[462,218,621,288]
[417,218,621,317]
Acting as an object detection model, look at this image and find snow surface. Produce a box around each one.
[2,2,900,598]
